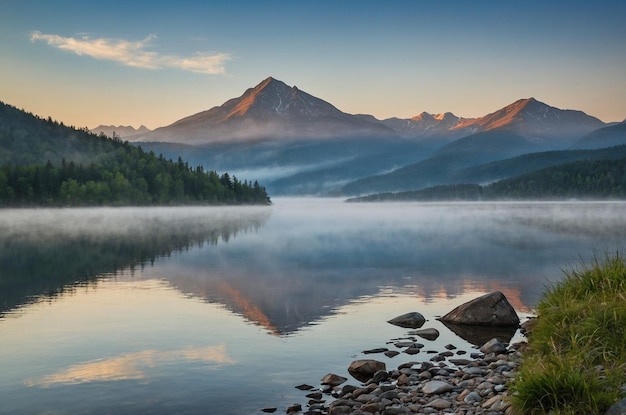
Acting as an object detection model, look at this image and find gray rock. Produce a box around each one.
[384,405,411,415]
[321,373,348,386]
[479,338,507,355]
[428,398,452,409]
[363,347,389,354]
[439,291,520,327]
[328,405,352,415]
[449,358,471,366]
[464,391,482,403]
[286,404,302,414]
[348,359,387,383]
[411,328,440,341]
[605,398,626,415]
[387,312,426,328]
[422,380,453,395]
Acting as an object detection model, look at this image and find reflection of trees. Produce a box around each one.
[0,208,270,315]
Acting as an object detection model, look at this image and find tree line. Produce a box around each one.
[348,156,626,202]
[0,101,271,206]
[0,145,271,206]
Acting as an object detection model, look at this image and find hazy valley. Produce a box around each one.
[101,76,625,198]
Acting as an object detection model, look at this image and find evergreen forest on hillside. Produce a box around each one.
[348,155,626,202]
[0,102,270,206]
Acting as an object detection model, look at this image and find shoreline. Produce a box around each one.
[272,332,527,415]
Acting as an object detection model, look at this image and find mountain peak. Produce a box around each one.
[453,97,604,141]
[146,77,393,143]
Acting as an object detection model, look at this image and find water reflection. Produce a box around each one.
[2,201,626,336]
[26,345,235,387]
[0,206,271,316]
[152,201,626,334]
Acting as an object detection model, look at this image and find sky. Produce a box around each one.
[1,0,625,129]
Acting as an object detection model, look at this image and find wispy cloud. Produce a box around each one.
[30,31,230,75]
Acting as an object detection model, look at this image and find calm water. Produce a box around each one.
[1,199,626,414]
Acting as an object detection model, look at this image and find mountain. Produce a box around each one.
[382,112,467,137]
[91,124,151,138]
[452,98,605,143]
[138,77,395,144]
[340,129,535,195]
[0,100,119,166]
[571,121,626,149]
[338,99,609,195]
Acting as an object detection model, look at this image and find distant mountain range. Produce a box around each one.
[128,76,623,196]
[4,75,625,198]
[91,124,151,138]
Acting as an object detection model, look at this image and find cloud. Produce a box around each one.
[30,31,230,75]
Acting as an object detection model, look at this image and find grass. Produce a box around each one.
[511,253,626,414]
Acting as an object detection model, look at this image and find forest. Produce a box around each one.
[0,102,271,206]
[348,156,626,202]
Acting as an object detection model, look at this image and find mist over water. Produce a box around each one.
[1,199,625,414]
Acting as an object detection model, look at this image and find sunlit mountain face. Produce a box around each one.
[138,77,394,144]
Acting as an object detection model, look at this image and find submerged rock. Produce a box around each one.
[410,328,440,341]
[439,291,520,327]
[387,312,426,328]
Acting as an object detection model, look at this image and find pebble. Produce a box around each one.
[286,336,525,415]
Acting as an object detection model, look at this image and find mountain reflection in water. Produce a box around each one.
[2,200,626,336]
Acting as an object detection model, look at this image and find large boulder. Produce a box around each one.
[605,398,626,415]
[347,359,386,383]
[387,311,426,328]
[439,291,520,327]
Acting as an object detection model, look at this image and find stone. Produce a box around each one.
[321,373,348,386]
[261,408,277,413]
[286,404,302,414]
[439,291,520,327]
[396,373,410,386]
[360,403,379,413]
[363,347,389,354]
[384,405,410,415]
[295,384,315,390]
[479,338,508,355]
[348,359,387,383]
[384,350,400,358]
[370,369,389,384]
[422,380,453,395]
[449,358,471,366]
[411,328,440,341]
[464,391,482,403]
[306,391,323,400]
[605,398,626,415]
[428,398,452,409]
[387,312,426,328]
[328,405,352,415]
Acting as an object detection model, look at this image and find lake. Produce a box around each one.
[1,199,626,414]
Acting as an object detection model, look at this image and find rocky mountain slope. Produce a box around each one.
[137,77,394,144]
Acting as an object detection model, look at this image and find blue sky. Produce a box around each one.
[1,0,625,129]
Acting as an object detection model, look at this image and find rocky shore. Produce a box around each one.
[279,336,525,415]
[265,292,528,415]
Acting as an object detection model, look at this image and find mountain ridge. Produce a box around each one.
[139,77,394,144]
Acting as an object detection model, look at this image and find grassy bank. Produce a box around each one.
[511,254,626,414]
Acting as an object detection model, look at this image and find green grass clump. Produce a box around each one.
[511,253,626,414]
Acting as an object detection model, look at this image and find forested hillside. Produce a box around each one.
[349,157,626,202]
[0,101,270,206]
